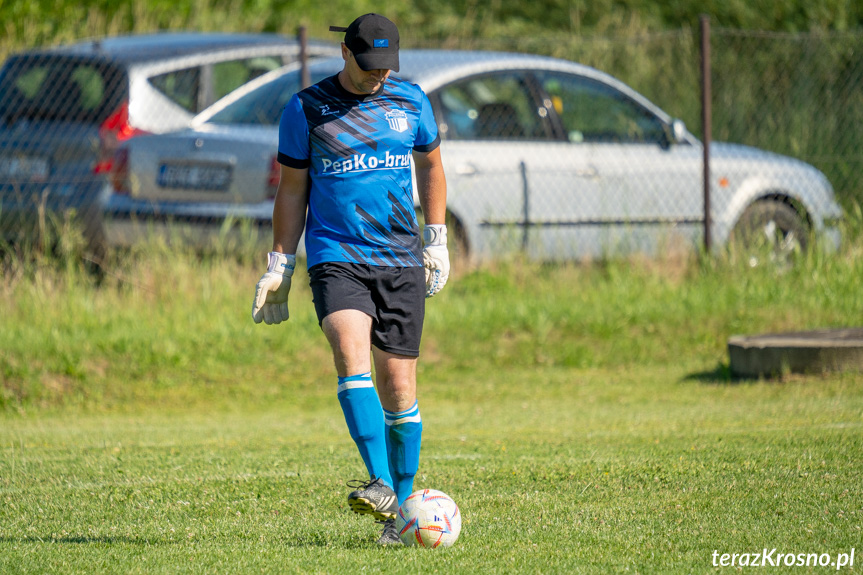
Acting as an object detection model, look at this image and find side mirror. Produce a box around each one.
[671,119,687,143]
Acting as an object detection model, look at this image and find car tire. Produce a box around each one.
[730,199,809,267]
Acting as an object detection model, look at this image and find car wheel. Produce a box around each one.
[730,199,809,267]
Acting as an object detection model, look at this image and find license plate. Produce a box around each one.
[157,163,232,190]
[0,154,49,181]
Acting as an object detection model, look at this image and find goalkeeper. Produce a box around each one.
[251,13,449,546]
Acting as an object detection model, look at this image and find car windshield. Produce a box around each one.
[205,69,333,126]
[0,55,126,125]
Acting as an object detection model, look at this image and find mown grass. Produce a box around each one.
[1,226,862,573]
[1,375,861,574]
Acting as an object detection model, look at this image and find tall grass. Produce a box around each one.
[2,212,861,414]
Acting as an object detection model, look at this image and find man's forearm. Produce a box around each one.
[414,148,447,226]
[417,169,446,225]
[272,192,307,254]
[272,166,309,254]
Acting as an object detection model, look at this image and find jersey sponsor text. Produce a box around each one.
[321,151,412,174]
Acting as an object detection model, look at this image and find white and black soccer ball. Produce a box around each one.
[395,489,461,548]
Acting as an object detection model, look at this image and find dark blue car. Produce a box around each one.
[0,32,336,257]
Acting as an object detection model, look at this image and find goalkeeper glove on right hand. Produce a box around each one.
[252,252,296,325]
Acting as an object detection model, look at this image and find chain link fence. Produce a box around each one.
[709,28,863,212]
[0,27,859,264]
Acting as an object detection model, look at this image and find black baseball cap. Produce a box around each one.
[329,13,400,72]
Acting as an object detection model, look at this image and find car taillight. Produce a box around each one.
[267,156,281,199]
[110,148,130,195]
[93,101,149,174]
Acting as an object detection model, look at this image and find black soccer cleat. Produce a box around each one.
[376,518,402,546]
[346,477,399,521]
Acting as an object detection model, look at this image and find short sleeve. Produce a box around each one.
[413,90,440,153]
[277,94,311,168]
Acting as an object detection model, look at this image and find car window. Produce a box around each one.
[205,69,331,126]
[11,66,48,99]
[0,56,125,125]
[206,74,299,125]
[537,71,667,144]
[211,56,284,102]
[70,66,107,112]
[435,72,548,141]
[149,68,201,113]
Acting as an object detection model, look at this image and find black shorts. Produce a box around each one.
[308,262,426,357]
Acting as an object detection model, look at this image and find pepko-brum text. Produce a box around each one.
[321,151,411,175]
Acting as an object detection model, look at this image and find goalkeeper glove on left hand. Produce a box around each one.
[422,224,449,298]
[252,252,296,325]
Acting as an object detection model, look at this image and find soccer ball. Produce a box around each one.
[395,489,461,548]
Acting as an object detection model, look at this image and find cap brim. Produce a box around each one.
[354,52,399,72]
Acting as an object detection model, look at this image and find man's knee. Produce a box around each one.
[323,309,374,374]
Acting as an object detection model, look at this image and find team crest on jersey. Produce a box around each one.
[385,109,409,133]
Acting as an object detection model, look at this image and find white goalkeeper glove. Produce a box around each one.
[422,224,449,298]
[252,252,296,325]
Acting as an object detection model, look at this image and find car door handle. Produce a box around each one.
[575,165,598,179]
[455,163,478,176]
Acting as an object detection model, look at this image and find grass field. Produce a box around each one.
[1,237,862,573]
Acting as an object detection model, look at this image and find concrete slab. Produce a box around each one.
[728,328,863,378]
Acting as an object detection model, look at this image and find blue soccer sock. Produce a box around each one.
[384,401,423,504]
[337,372,393,489]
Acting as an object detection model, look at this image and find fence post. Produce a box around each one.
[298,26,311,89]
[700,14,712,253]
[520,160,529,251]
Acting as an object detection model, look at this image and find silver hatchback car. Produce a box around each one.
[105,50,843,263]
[0,32,337,252]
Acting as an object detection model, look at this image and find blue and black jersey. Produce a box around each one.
[278,74,440,268]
